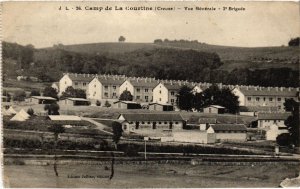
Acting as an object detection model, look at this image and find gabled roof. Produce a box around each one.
[210,124,247,131]
[149,102,173,106]
[119,113,184,121]
[66,98,89,101]
[7,106,17,114]
[98,76,126,85]
[162,82,183,90]
[257,113,291,120]
[127,79,159,88]
[67,73,95,82]
[113,101,140,104]
[31,96,56,100]
[237,87,298,97]
[48,115,81,121]
[205,105,225,109]
[188,116,217,124]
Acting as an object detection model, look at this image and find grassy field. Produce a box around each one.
[4,162,299,187]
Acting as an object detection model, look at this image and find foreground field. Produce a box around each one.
[4,162,299,188]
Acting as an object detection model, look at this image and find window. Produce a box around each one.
[159,98,161,101]
[104,92,108,97]
[175,122,178,124]
[136,96,140,99]
[113,86,116,90]
[142,122,145,124]
[164,122,167,124]
[113,92,116,96]
[171,92,175,96]
[83,83,86,86]
[159,122,161,124]
[263,97,266,101]
[94,85,96,88]
[159,90,161,94]
[269,98,273,102]
[256,97,260,101]
[75,82,78,86]
[145,89,148,92]
[148,122,150,124]
[123,125,127,130]
[137,88,140,93]
[278,98,281,101]
[104,86,108,90]
[171,99,174,103]
[145,96,148,100]
[247,97,251,101]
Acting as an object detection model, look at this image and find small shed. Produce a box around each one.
[29,96,57,104]
[203,105,225,114]
[149,102,174,111]
[48,115,81,121]
[207,124,247,142]
[113,101,141,109]
[60,98,90,106]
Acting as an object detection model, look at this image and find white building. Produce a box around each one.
[152,81,184,105]
[207,124,248,142]
[232,86,298,110]
[119,78,158,102]
[87,75,126,102]
[59,73,95,95]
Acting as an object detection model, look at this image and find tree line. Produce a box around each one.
[176,84,239,113]
[2,41,298,87]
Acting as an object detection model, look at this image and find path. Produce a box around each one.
[81,117,113,135]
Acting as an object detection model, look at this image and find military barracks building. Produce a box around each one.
[58,73,299,109]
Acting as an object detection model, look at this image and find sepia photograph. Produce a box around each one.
[1,1,300,188]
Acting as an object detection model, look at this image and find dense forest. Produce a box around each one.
[2,41,299,87]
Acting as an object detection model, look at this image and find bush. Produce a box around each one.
[276,133,292,146]
[96,100,101,106]
[27,108,34,116]
[104,101,111,108]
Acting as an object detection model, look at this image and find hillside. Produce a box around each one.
[3,41,299,87]
[42,42,299,72]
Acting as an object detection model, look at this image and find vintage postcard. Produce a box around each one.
[1,0,300,188]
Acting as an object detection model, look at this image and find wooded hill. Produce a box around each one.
[2,41,299,87]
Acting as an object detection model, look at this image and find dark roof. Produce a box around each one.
[210,124,247,131]
[257,113,291,120]
[127,79,159,88]
[162,82,184,90]
[149,102,173,106]
[188,116,217,124]
[119,113,184,121]
[67,73,95,82]
[239,106,278,112]
[98,76,126,85]
[238,87,298,97]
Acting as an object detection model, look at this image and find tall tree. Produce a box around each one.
[61,86,86,99]
[43,86,58,100]
[30,89,41,96]
[44,103,60,115]
[112,121,123,150]
[176,86,194,111]
[48,124,65,176]
[284,98,299,146]
[119,90,133,101]
[118,36,126,42]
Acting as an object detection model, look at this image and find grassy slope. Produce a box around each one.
[41,42,299,71]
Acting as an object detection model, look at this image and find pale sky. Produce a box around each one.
[2,1,300,48]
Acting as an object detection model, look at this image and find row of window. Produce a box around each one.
[247,97,286,102]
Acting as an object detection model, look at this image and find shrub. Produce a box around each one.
[27,108,34,116]
[96,100,101,106]
[104,101,111,108]
[276,133,292,146]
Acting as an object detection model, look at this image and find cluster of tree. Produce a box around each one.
[3,41,298,87]
[60,86,86,99]
[154,39,200,44]
[288,37,299,47]
[176,84,239,113]
[119,90,133,101]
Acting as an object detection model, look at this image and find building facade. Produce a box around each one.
[232,86,299,111]
[59,73,95,96]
